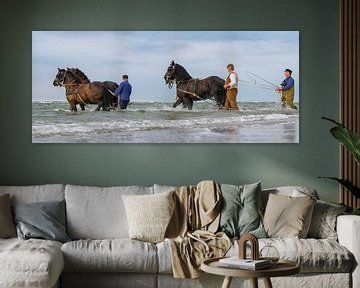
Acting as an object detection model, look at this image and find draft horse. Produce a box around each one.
[68,68,119,108]
[53,68,113,111]
[164,61,226,110]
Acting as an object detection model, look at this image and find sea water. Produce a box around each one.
[32,101,299,143]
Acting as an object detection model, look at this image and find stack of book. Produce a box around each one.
[218,257,271,270]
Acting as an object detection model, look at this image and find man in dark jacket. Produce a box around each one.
[114,75,132,110]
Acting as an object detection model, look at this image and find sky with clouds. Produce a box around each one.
[32,31,299,103]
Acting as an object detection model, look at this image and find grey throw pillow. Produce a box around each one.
[0,194,17,238]
[218,182,266,238]
[12,200,70,243]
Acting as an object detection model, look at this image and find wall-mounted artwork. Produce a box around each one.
[32,31,299,143]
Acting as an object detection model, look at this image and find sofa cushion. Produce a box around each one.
[157,237,353,274]
[12,200,70,243]
[307,200,347,240]
[259,238,353,273]
[263,193,316,238]
[218,182,266,238]
[0,184,65,204]
[122,191,175,243]
[61,239,158,273]
[0,238,64,288]
[0,194,16,238]
[65,185,154,239]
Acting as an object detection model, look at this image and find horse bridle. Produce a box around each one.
[59,70,67,87]
[59,70,78,88]
[166,65,177,89]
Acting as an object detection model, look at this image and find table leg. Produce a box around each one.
[251,278,258,288]
[222,276,233,288]
[263,277,273,288]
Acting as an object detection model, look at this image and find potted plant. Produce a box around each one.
[320,117,360,215]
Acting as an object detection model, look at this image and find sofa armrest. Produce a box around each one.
[337,215,360,288]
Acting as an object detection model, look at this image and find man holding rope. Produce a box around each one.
[275,69,297,109]
[223,64,239,111]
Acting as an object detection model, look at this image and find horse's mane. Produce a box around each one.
[67,67,91,83]
[174,63,192,80]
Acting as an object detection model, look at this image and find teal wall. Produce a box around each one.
[0,0,340,202]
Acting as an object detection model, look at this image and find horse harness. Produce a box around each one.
[176,79,200,99]
[176,79,216,104]
[60,71,90,108]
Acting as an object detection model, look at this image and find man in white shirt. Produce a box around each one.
[223,64,239,111]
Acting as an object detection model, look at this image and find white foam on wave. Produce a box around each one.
[32,111,297,137]
[32,101,299,142]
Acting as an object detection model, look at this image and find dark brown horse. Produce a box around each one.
[164,61,226,110]
[67,68,119,108]
[53,68,113,111]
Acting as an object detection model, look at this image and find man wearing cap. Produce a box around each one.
[223,64,239,111]
[276,69,297,109]
[114,75,132,110]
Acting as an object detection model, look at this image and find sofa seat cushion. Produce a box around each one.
[261,238,353,272]
[157,238,354,274]
[61,239,158,273]
[0,238,64,288]
[227,238,354,273]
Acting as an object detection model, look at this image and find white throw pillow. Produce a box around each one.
[122,191,175,243]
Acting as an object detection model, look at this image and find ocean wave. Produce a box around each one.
[32,112,297,137]
[32,101,299,142]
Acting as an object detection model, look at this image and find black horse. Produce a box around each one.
[164,61,226,110]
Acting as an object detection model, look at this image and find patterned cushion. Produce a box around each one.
[307,200,347,240]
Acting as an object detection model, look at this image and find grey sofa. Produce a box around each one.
[0,184,359,288]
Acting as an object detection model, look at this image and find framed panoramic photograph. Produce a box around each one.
[32,31,299,143]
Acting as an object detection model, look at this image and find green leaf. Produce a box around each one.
[318,177,360,198]
[322,117,360,165]
[330,127,360,165]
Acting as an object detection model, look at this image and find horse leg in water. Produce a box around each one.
[101,90,112,111]
[95,101,110,111]
[80,104,85,111]
[183,97,194,110]
[70,104,77,111]
[66,95,78,111]
[95,102,102,111]
[172,96,183,108]
[212,85,225,107]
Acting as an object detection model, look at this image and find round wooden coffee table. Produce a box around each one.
[201,257,300,288]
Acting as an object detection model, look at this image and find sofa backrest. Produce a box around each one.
[0,184,65,204]
[65,184,154,240]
